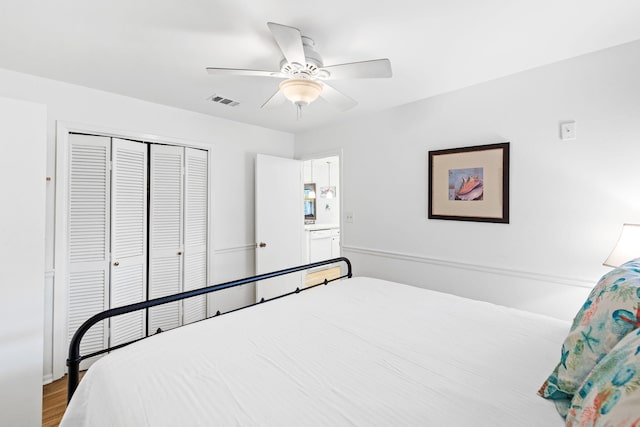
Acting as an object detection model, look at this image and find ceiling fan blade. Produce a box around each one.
[261,89,287,109]
[319,83,358,111]
[321,59,392,80]
[267,22,306,65]
[206,67,282,78]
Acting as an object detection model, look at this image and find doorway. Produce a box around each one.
[301,152,342,284]
[253,151,342,299]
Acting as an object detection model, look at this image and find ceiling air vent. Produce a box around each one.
[207,94,239,107]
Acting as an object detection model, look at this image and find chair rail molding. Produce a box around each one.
[342,245,595,289]
[214,243,256,255]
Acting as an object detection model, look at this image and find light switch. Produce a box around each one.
[560,121,576,141]
[345,212,354,223]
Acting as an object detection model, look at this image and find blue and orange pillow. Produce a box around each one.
[539,258,640,418]
[565,328,640,426]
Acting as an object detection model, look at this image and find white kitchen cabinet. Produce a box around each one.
[309,229,333,262]
[308,227,340,262]
[331,229,340,257]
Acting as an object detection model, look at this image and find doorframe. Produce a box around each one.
[296,149,343,261]
[52,121,215,381]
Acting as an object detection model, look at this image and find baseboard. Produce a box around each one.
[342,245,594,289]
[43,270,55,386]
[43,373,53,385]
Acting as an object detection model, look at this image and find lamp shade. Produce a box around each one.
[604,223,640,267]
[279,78,323,106]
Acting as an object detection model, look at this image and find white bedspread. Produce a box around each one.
[61,277,568,426]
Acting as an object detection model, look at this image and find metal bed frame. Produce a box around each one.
[66,257,352,402]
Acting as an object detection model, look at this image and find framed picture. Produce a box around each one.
[428,142,509,223]
[319,186,336,199]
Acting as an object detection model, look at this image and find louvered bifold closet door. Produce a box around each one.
[110,138,147,346]
[67,134,110,363]
[183,148,208,324]
[148,144,184,335]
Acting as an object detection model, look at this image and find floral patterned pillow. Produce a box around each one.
[538,259,640,417]
[565,328,640,427]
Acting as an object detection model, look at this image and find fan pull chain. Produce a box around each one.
[296,103,303,121]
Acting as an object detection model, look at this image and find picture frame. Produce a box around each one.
[428,142,509,223]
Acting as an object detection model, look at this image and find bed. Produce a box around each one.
[60,257,573,426]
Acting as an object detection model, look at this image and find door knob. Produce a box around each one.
[258,242,267,248]
[177,251,183,255]
[113,261,120,266]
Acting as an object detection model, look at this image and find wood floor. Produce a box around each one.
[43,373,84,427]
[304,266,341,287]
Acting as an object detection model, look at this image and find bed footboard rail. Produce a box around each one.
[66,257,352,402]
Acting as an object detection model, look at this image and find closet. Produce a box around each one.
[65,133,209,362]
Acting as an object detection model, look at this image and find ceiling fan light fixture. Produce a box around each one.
[279,78,323,106]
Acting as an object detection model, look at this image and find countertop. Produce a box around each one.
[304,223,340,231]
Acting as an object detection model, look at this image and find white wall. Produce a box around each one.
[0,68,295,383]
[295,39,640,321]
[0,96,46,426]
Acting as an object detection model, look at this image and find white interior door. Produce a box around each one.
[255,154,304,301]
[110,138,147,346]
[148,144,184,334]
[183,147,208,324]
[65,134,111,366]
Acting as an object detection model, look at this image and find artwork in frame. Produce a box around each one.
[428,142,509,223]
[319,186,336,199]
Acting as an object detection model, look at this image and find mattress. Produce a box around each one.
[61,276,568,426]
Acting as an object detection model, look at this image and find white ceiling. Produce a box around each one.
[1,0,640,134]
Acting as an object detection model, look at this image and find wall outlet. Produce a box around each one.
[345,212,354,223]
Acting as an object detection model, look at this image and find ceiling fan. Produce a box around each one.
[206,22,392,117]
